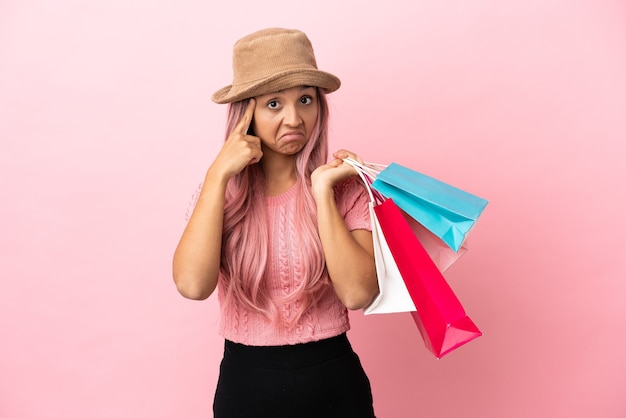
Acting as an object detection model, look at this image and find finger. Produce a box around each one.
[234,98,256,135]
[333,149,363,164]
[327,158,342,167]
[244,133,261,148]
[248,150,263,165]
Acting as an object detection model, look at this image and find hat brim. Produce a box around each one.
[212,69,341,104]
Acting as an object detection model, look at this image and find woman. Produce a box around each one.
[173,28,379,418]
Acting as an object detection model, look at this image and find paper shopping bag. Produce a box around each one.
[364,201,417,314]
[375,198,482,358]
[367,205,467,314]
[342,158,416,315]
[372,162,488,251]
[401,209,468,272]
[342,157,468,272]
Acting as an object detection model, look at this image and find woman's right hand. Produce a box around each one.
[209,99,263,180]
[173,100,261,301]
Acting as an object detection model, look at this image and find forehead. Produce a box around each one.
[257,86,316,99]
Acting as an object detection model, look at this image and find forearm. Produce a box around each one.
[172,168,228,300]
[315,192,378,310]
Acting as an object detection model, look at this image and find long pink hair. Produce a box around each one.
[219,89,331,326]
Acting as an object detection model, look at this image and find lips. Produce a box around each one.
[279,130,305,142]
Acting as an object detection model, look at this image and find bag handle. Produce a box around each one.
[343,158,385,205]
[343,157,385,180]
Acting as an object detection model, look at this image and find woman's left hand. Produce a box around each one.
[311,149,363,201]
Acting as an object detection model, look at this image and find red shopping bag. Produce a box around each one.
[374,198,482,358]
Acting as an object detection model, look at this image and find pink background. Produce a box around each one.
[2,1,625,417]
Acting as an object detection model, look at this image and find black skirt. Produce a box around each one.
[213,333,376,418]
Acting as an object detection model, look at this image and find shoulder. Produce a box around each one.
[333,176,367,200]
[333,177,371,226]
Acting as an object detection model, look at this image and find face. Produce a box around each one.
[252,86,319,157]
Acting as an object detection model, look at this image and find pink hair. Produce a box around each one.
[220,89,331,326]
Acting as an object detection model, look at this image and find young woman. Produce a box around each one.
[173,28,379,418]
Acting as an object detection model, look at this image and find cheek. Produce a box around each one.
[252,115,279,142]
[306,117,318,137]
[304,109,318,129]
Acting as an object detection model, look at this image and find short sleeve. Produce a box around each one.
[334,177,371,231]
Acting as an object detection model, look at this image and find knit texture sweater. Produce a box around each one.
[218,178,371,346]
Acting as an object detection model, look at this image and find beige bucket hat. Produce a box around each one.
[212,28,341,104]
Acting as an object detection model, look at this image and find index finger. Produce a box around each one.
[234,98,256,135]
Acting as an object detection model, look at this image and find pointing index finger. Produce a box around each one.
[235,98,256,135]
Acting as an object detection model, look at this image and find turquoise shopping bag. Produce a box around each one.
[372,163,488,252]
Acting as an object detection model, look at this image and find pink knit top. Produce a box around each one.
[217,178,371,346]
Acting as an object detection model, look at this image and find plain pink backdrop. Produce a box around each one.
[1,1,625,417]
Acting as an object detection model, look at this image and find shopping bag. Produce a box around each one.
[343,158,416,314]
[344,158,468,272]
[401,209,468,272]
[372,162,488,252]
[374,198,482,358]
[365,202,418,314]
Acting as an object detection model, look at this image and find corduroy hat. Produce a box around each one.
[211,28,341,104]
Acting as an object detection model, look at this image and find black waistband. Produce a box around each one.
[223,333,352,370]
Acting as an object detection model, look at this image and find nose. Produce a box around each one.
[283,104,303,127]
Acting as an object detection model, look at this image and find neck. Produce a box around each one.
[261,154,298,196]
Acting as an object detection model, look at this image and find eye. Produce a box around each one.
[300,96,313,105]
[267,100,279,109]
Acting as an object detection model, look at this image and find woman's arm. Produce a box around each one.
[311,150,379,310]
[172,170,228,300]
[172,100,262,300]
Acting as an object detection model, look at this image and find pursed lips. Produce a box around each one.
[278,130,305,142]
